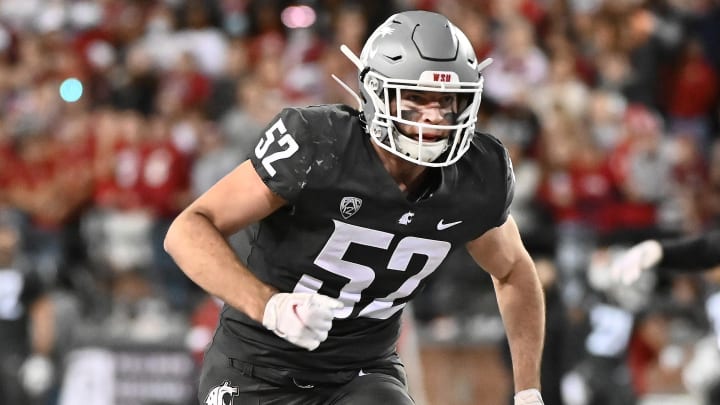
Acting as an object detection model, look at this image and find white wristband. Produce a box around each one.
[514,388,544,405]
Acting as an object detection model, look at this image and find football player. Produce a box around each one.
[609,231,720,402]
[165,10,545,405]
[0,219,56,404]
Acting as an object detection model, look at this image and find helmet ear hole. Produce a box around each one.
[358,67,372,104]
[358,66,371,84]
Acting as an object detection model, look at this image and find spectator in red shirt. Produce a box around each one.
[137,115,195,311]
[665,38,719,151]
[607,104,670,236]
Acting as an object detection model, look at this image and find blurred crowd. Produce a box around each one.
[0,0,719,404]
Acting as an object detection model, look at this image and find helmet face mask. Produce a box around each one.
[355,11,486,167]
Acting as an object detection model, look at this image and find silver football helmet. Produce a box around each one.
[334,10,491,167]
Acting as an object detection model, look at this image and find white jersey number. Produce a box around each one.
[254,118,300,177]
[0,270,25,320]
[585,304,634,357]
[295,220,451,320]
[705,292,720,339]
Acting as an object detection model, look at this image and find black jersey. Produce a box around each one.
[214,104,514,372]
[0,267,42,355]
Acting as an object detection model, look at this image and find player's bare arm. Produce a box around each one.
[466,215,545,398]
[164,159,284,321]
[165,160,343,351]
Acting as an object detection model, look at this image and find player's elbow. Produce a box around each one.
[493,254,534,286]
[163,213,187,257]
[163,222,176,257]
[164,208,215,257]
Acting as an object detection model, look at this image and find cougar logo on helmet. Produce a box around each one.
[205,381,238,405]
[361,23,395,64]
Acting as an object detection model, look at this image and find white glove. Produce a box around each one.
[561,371,589,405]
[262,292,343,351]
[19,354,55,397]
[515,388,544,405]
[682,335,720,396]
[610,240,663,285]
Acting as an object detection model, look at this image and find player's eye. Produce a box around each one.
[439,95,456,107]
[404,93,423,103]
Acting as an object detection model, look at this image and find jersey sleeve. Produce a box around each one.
[249,108,319,203]
[20,269,44,307]
[487,134,516,227]
[659,230,720,272]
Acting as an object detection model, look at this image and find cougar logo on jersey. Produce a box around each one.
[340,197,362,219]
[398,212,414,225]
[205,381,238,405]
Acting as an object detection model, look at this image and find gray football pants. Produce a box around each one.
[198,343,415,405]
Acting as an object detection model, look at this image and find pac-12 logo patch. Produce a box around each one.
[205,381,238,405]
[340,196,363,219]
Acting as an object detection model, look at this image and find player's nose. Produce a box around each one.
[420,104,445,124]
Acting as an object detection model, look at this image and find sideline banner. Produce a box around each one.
[59,345,196,405]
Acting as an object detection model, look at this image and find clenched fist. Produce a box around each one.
[262,292,343,350]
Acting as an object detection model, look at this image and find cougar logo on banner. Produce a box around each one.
[340,196,362,219]
[205,381,238,405]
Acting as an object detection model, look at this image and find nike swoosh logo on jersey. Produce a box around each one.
[358,369,371,376]
[436,219,462,230]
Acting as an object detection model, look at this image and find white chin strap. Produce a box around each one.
[395,133,449,163]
